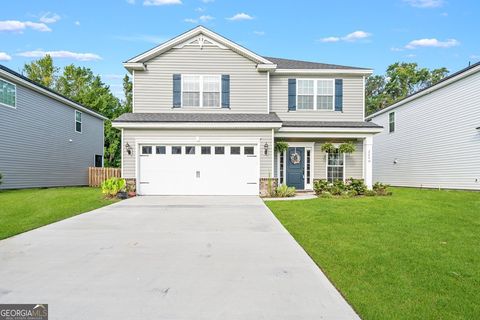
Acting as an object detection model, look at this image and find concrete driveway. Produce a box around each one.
[0,196,359,319]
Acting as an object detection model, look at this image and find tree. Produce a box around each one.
[23,54,58,88]
[366,62,449,115]
[23,57,130,167]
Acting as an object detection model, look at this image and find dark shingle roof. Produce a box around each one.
[282,121,383,128]
[263,56,370,70]
[114,112,282,123]
[0,64,107,120]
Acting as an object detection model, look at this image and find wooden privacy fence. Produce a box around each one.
[88,167,121,187]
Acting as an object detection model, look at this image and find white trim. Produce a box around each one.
[267,71,270,113]
[388,111,395,133]
[326,151,346,183]
[126,26,273,65]
[276,132,377,139]
[132,70,135,113]
[173,34,227,50]
[278,126,383,134]
[123,62,146,71]
[0,69,107,120]
[0,77,17,109]
[273,69,373,75]
[257,64,277,72]
[271,128,274,178]
[366,64,480,120]
[75,110,82,133]
[121,128,124,177]
[362,75,365,120]
[296,78,335,111]
[181,74,221,108]
[93,154,104,168]
[284,142,315,190]
[112,122,283,129]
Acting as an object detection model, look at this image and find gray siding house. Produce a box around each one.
[0,65,107,189]
[113,26,382,196]
[367,62,480,190]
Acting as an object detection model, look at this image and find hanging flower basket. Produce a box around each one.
[320,142,336,153]
[338,141,356,154]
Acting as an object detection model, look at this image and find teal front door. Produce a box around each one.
[286,147,305,190]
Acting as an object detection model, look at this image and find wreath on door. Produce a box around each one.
[290,149,301,164]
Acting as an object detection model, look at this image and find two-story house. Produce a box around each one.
[112,26,382,195]
[0,65,106,189]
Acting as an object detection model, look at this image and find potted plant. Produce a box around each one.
[338,141,356,154]
[320,142,336,153]
[127,182,136,198]
[275,141,289,154]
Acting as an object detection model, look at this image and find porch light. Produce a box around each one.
[264,142,269,156]
[125,142,133,155]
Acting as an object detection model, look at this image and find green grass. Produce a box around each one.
[266,188,480,320]
[0,187,117,240]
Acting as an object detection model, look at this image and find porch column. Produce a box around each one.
[363,135,373,189]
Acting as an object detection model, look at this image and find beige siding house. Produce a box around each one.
[113,26,382,195]
[367,62,480,190]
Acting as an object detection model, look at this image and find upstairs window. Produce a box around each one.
[389,112,395,133]
[75,110,82,133]
[0,78,16,108]
[182,75,220,108]
[297,79,334,111]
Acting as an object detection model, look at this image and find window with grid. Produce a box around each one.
[327,150,344,182]
[389,112,395,133]
[297,79,314,110]
[182,75,200,107]
[0,78,16,108]
[279,151,285,184]
[316,80,334,110]
[75,110,82,133]
[182,75,220,108]
[306,149,311,184]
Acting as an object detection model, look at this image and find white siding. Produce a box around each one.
[134,46,268,114]
[270,75,365,121]
[122,129,273,178]
[371,71,480,190]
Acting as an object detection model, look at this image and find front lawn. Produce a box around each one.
[0,187,117,240]
[266,188,480,320]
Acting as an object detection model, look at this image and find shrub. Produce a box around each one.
[346,178,367,195]
[101,177,126,198]
[365,190,376,197]
[373,182,392,196]
[320,191,333,198]
[313,179,329,195]
[275,184,296,197]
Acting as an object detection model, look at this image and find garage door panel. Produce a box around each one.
[138,144,259,195]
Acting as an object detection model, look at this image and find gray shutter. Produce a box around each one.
[221,74,230,108]
[173,74,181,108]
[288,79,296,111]
[335,79,343,112]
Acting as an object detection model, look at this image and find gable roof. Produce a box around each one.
[125,26,273,67]
[0,64,107,120]
[264,56,370,70]
[366,61,480,120]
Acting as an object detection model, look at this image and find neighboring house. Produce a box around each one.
[366,62,480,190]
[113,26,382,196]
[0,65,107,189]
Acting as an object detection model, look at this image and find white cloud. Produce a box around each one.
[403,0,444,8]
[319,30,371,43]
[39,12,61,24]
[390,47,404,52]
[17,50,102,61]
[75,21,81,26]
[405,38,459,49]
[143,0,182,6]
[184,18,198,23]
[0,52,12,61]
[253,31,265,36]
[0,20,51,32]
[227,13,253,21]
[405,53,416,58]
[115,34,165,43]
[195,7,205,12]
[126,0,135,3]
[199,15,214,22]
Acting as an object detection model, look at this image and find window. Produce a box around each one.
[156,146,166,154]
[172,146,182,154]
[244,146,254,155]
[306,149,311,184]
[0,78,16,108]
[230,146,241,155]
[389,112,395,133]
[185,146,196,154]
[297,79,334,111]
[201,146,211,155]
[75,110,82,133]
[214,146,225,155]
[182,75,220,108]
[141,146,152,155]
[94,155,103,168]
[327,149,344,182]
[279,151,285,184]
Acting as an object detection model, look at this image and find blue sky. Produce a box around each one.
[1,0,479,98]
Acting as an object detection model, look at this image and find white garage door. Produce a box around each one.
[138,144,259,195]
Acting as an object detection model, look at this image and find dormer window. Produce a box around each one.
[182,75,220,108]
